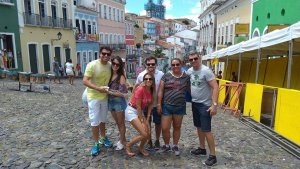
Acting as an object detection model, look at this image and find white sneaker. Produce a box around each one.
[115,141,124,151]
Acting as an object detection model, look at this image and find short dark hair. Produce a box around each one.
[189,51,201,58]
[144,56,157,64]
[100,46,112,53]
[171,58,182,64]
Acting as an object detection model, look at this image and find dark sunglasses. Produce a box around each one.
[144,78,152,81]
[112,62,120,67]
[102,52,111,56]
[189,57,199,62]
[146,63,156,67]
[171,63,180,67]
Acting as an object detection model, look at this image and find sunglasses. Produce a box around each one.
[112,62,120,67]
[189,57,199,62]
[144,78,152,81]
[102,52,111,56]
[171,63,180,67]
[146,63,156,67]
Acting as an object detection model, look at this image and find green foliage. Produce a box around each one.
[153,48,165,58]
[143,34,149,40]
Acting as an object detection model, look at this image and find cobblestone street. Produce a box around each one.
[0,79,299,169]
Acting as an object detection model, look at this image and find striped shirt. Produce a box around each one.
[161,72,190,106]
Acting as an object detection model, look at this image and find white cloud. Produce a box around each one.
[190,2,201,14]
[125,8,130,13]
[163,0,173,10]
[165,14,175,19]
[140,10,146,16]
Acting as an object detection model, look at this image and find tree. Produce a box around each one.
[182,20,190,25]
[153,48,165,58]
[134,24,139,28]
[143,34,149,40]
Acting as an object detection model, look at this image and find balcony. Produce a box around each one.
[76,33,99,42]
[0,0,14,6]
[23,13,72,29]
[99,43,126,50]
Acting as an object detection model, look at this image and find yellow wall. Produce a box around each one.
[218,79,229,104]
[264,57,287,87]
[274,88,300,145]
[243,83,263,122]
[20,28,76,73]
[289,56,300,90]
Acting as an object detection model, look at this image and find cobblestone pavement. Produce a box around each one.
[0,79,299,169]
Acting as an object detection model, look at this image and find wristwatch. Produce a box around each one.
[213,102,217,106]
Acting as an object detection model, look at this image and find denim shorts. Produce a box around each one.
[143,107,161,124]
[162,103,186,116]
[108,96,127,112]
[192,102,211,132]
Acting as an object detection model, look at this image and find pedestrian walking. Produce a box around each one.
[65,59,74,85]
[157,58,190,156]
[125,73,155,157]
[107,56,128,151]
[187,52,219,166]
[52,57,62,84]
[82,46,113,156]
[134,56,164,150]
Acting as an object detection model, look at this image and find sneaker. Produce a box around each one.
[190,147,207,156]
[204,155,217,166]
[90,143,100,156]
[172,146,180,156]
[145,140,153,151]
[115,141,124,151]
[154,140,160,150]
[157,145,171,153]
[99,137,113,147]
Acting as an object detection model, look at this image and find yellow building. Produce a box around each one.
[134,27,144,46]
[215,0,251,50]
[19,0,76,73]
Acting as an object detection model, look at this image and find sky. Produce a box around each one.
[125,0,201,23]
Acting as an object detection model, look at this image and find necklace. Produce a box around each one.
[170,71,183,78]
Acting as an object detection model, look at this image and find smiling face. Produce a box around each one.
[146,59,156,74]
[189,54,201,68]
[100,49,111,63]
[111,58,120,71]
[143,74,153,87]
[171,59,182,74]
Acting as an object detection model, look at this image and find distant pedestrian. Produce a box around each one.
[217,71,222,79]
[231,72,237,82]
[65,59,74,85]
[187,52,219,166]
[134,56,164,150]
[157,58,190,156]
[107,56,128,151]
[52,57,61,84]
[125,73,155,157]
[82,46,113,156]
[76,63,82,76]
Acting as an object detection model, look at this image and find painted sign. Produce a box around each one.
[235,24,250,35]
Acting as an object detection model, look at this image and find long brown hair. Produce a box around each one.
[143,73,156,98]
[109,56,126,84]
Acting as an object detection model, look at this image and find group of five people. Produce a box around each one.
[82,46,219,166]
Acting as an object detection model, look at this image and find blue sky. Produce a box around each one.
[126,0,201,23]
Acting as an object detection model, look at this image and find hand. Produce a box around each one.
[157,105,162,115]
[98,86,109,93]
[207,105,217,116]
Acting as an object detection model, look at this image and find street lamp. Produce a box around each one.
[51,32,62,45]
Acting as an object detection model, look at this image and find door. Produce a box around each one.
[65,48,70,61]
[54,47,61,66]
[29,44,38,73]
[42,44,50,72]
[82,51,87,73]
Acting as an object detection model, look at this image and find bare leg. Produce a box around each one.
[205,132,216,156]
[172,115,183,145]
[161,116,172,145]
[155,124,161,142]
[197,128,206,149]
[99,122,106,138]
[92,125,100,142]
[111,111,126,145]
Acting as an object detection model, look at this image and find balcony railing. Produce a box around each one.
[23,13,72,29]
[76,33,99,42]
[0,0,14,6]
[99,43,126,50]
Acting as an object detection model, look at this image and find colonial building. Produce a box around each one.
[19,0,76,73]
[125,17,135,55]
[215,0,251,50]
[198,0,226,55]
[74,0,99,73]
[144,0,165,20]
[0,0,22,70]
[97,0,126,58]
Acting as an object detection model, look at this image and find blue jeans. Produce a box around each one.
[192,102,211,132]
[162,103,186,116]
[108,96,127,112]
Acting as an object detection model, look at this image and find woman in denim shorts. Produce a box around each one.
[157,58,190,156]
[108,56,128,151]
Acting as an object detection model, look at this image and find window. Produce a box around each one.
[221,26,224,44]
[109,7,111,20]
[104,5,107,19]
[109,34,112,44]
[98,4,101,18]
[113,8,115,21]
[117,9,120,22]
[82,20,86,33]
[229,23,233,44]
[51,0,57,17]
[218,27,220,45]
[100,33,103,44]
[87,21,91,34]
[73,0,77,6]
[92,22,96,34]
[225,25,228,44]
[94,52,98,60]
[38,0,46,17]
[121,11,123,22]
[75,19,80,32]
[105,34,108,44]
[62,3,67,19]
